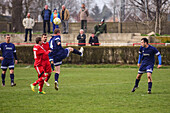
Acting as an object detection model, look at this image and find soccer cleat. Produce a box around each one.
[44,81,50,87]
[131,86,138,92]
[147,91,151,94]
[38,91,46,94]
[11,82,16,87]
[79,47,84,57]
[54,81,59,90]
[2,84,5,87]
[30,84,35,92]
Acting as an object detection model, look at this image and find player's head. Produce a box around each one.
[45,5,48,10]
[141,38,148,47]
[54,29,60,35]
[53,9,57,13]
[42,33,47,42]
[36,37,42,45]
[80,29,84,34]
[5,34,10,43]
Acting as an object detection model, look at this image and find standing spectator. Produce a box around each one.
[89,33,99,46]
[79,3,89,32]
[22,13,35,42]
[60,5,70,34]
[77,29,86,46]
[94,19,107,37]
[51,9,60,33]
[41,5,51,34]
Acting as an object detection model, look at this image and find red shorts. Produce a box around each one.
[42,60,52,73]
[34,66,46,78]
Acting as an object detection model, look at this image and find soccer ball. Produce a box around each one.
[53,18,61,25]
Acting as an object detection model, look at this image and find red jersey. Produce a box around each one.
[33,44,50,67]
[41,42,50,60]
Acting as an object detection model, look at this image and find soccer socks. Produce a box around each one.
[10,74,14,83]
[134,79,140,87]
[32,77,44,86]
[45,74,51,82]
[1,74,5,85]
[55,73,59,82]
[38,80,44,92]
[148,82,152,91]
[72,49,81,55]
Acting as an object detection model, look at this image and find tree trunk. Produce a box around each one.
[12,0,23,32]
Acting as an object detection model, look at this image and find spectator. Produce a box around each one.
[89,33,99,46]
[79,3,89,32]
[22,13,35,42]
[60,5,70,34]
[51,9,60,33]
[77,29,86,46]
[94,19,107,37]
[41,5,51,34]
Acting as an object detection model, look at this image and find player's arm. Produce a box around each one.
[13,45,18,64]
[137,46,143,67]
[154,48,162,68]
[0,44,3,60]
[55,38,61,45]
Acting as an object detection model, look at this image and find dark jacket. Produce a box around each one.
[77,34,86,46]
[94,23,107,33]
[41,9,51,21]
[89,36,99,46]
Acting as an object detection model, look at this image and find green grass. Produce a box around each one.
[0,66,170,113]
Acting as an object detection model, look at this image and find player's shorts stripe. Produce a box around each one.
[54,61,62,66]
[156,52,160,56]
[9,65,14,68]
[36,66,41,75]
[146,69,153,72]
[1,66,7,69]
[138,71,145,73]
[49,59,53,61]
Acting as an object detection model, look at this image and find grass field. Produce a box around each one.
[0,65,170,113]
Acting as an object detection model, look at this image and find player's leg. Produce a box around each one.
[147,72,152,94]
[67,47,84,56]
[9,69,16,87]
[44,61,52,86]
[132,65,145,92]
[1,69,7,86]
[54,65,60,90]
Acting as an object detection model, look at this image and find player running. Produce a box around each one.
[30,37,51,94]
[41,33,52,86]
[0,34,18,87]
[50,29,84,90]
[131,38,162,94]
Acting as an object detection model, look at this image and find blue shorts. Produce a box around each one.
[1,59,14,70]
[138,64,154,74]
[49,53,53,62]
[53,48,69,66]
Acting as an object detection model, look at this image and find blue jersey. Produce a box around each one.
[51,35,66,58]
[0,42,16,60]
[139,45,160,65]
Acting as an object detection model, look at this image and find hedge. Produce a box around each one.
[15,46,170,65]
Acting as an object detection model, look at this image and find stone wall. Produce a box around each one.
[1,21,170,34]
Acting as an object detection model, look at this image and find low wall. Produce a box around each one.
[16,46,170,65]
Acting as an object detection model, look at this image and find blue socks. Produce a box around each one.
[55,73,59,82]
[72,49,81,55]
[148,82,152,91]
[135,79,140,87]
[10,74,14,83]
[1,74,5,85]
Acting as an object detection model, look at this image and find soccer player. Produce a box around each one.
[41,33,52,86]
[131,38,162,94]
[48,36,55,72]
[30,37,51,94]
[50,29,84,90]
[0,34,17,87]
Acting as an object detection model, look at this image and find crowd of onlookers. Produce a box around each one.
[22,3,107,46]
